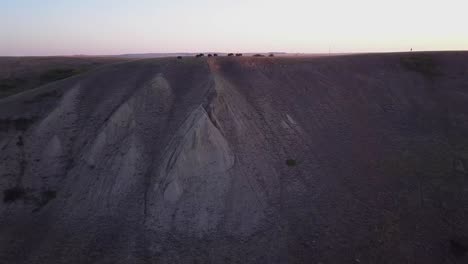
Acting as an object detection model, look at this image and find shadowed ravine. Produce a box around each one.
[1,52,468,263]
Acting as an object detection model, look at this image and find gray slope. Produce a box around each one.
[1,52,468,263]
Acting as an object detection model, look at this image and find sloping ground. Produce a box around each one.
[0,56,133,98]
[1,52,468,263]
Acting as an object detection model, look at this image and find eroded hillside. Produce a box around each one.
[1,52,468,263]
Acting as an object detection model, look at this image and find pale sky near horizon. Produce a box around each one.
[1,0,467,56]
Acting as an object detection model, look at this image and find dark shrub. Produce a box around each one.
[228,53,234,56]
[286,159,297,167]
[235,53,243,57]
[269,54,275,57]
[177,56,182,59]
[253,54,265,57]
[3,187,25,203]
[208,54,212,57]
[213,54,218,57]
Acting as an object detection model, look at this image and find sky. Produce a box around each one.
[1,0,467,56]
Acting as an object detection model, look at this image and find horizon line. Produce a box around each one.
[2,49,468,58]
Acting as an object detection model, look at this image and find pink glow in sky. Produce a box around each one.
[1,0,467,56]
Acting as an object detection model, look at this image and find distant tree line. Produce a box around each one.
[190,53,274,58]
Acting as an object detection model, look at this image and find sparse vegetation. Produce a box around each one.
[3,186,26,203]
[253,54,265,57]
[40,90,60,98]
[286,159,297,167]
[42,190,57,200]
[450,239,468,258]
[0,78,27,98]
[269,54,274,57]
[0,57,131,99]
[400,55,441,78]
[37,190,57,208]
[177,56,182,59]
[3,186,57,209]
[0,117,35,132]
[39,68,83,84]
[16,135,24,146]
[26,90,62,102]
[0,78,26,91]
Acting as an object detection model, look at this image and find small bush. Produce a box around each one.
[235,53,243,57]
[177,56,182,59]
[286,159,297,167]
[253,54,265,57]
[269,54,275,57]
[228,53,234,57]
[3,187,25,203]
[213,54,218,57]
